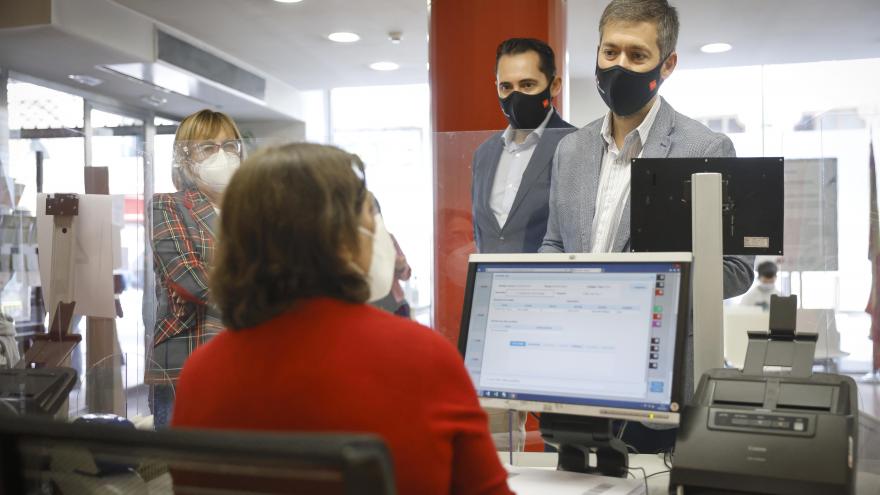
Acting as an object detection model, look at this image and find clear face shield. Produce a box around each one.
[172,139,244,193]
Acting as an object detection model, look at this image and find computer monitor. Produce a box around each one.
[459,252,691,426]
[630,157,784,256]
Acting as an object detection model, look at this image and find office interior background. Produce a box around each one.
[0,0,878,431]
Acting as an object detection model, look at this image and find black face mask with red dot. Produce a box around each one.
[498,83,553,130]
[595,57,666,117]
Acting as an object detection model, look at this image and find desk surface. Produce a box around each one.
[500,452,880,495]
[500,452,668,495]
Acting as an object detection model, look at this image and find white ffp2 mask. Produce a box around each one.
[358,214,396,302]
[194,151,240,194]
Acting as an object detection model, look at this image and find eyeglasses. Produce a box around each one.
[191,139,242,159]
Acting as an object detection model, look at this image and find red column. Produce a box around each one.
[430,0,566,345]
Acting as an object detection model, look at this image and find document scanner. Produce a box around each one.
[670,295,858,495]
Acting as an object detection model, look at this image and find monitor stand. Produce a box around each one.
[539,413,628,478]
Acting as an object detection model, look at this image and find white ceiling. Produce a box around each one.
[113,0,430,90]
[113,0,880,92]
[567,0,880,78]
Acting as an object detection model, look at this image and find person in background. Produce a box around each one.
[740,261,781,310]
[390,234,413,317]
[172,143,512,495]
[368,197,413,318]
[147,109,243,428]
[370,234,413,317]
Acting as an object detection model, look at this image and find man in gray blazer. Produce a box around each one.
[540,0,753,452]
[472,38,576,254]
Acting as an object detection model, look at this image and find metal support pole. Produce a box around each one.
[692,172,724,384]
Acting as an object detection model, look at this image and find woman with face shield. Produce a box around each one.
[170,143,513,495]
[147,109,243,428]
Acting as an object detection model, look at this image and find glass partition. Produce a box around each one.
[4,80,86,406]
[432,113,879,455]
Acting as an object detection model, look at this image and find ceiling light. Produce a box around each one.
[273,0,303,3]
[370,61,399,71]
[700,42,732,54]
[68,74,103,87]
[328,32,360,43]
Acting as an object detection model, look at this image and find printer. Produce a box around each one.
[670,296,859,495]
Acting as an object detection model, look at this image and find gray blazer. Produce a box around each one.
[539,97,754,404]
[540,97,753,297]
[472,111,576,253]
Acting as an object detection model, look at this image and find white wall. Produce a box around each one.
[301,89,329,144]
[568,76,607,128]
[236,120,306,145]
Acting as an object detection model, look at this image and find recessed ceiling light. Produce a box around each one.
[273,0,303,3]
[370,61,399,71]
[328,32,360,43]
[700,42,732,54]
[68,74,103,87]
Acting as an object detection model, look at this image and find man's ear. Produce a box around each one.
[661,52,677,80]
[550,76,562,98]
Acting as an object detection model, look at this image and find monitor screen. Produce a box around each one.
[458,253,691,425]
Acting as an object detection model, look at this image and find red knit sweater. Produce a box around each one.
[172,297,513,495]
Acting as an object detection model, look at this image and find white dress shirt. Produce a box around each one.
[590,98,662,253]
[490,108,555,228]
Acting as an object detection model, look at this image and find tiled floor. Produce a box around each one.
[835,312,873,373]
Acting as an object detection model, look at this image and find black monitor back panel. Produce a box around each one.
[630,157,784,256]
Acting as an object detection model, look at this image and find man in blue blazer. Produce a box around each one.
[471,38,576,452]
[540,0,753,452]
[472,38,576,255]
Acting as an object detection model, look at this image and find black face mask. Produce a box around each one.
[595,59,665,117]
[498,84,553,130]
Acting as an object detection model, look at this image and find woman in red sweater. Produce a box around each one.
[171,143,513,495]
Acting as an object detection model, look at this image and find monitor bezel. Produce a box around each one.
[458,252,692,426]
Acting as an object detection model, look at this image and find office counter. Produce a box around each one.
[499,451,880,495]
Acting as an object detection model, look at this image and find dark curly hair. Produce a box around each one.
[211,143,369,330]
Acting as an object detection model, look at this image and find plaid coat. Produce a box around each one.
[146,188,223,384]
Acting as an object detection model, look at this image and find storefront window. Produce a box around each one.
[330,84,433,324]
[4,78,157,417]
[4,79,86,414]
[90,107,147,411]
[661,57,880,374]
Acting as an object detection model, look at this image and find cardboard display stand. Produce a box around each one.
[18,194,81,370]
[20,167,124,416]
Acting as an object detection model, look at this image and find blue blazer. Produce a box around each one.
[471,111,576,253]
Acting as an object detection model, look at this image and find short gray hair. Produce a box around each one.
[599,0,679,60]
